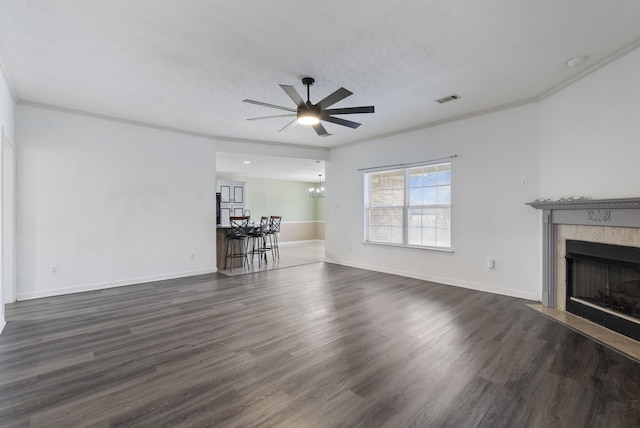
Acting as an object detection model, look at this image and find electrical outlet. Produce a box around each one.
[51,265,59,274]
[488,259,495,271]
[190,253,195,260]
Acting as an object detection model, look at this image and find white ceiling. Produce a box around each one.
[216,152,325,183]
[1,1,640,150]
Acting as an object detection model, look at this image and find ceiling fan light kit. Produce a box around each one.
[243,77,375,137]
[297,102,321,125]
[297,114,320,125]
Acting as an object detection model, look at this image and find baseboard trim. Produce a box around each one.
[279,239,325,246]
[323,258,539,301]
[16,268,218,301]
[281,220,325,224]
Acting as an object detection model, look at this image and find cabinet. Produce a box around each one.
[217,180,245,226]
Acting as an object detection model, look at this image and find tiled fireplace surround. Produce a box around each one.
[555,224,640,311]
[528,198,640,309]
[528,198,640,359]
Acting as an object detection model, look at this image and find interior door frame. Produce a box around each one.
[2,126,16,304]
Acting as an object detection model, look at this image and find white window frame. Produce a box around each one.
[364,161,452,251]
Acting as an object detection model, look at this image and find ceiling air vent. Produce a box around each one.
[435,94,461,104]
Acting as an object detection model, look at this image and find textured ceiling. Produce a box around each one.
[1,1,640,150]
[216,153,325,183]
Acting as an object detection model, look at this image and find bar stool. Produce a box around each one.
[248,216,273,266]
[225,216,250,272]
[266,216,282,259]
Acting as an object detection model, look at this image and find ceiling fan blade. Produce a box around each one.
[278,119,298,133]
[280,85,306,109]
[243,99,296,112]
[323,106,375,115]
[247,114,296,121]
[312,123,330,137]
[321,114,361,129]
[316,87,353,110]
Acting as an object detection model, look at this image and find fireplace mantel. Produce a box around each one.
[528,197,640,307]
[527,197,640,211]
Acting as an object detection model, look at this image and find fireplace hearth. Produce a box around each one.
[566,240,640,341]
[528,198,640,357]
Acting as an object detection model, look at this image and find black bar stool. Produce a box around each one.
[266,216,281,259]
[248,216,272,266]
[224,216,249,272]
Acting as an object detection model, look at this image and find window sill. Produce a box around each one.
[363,241,454,254]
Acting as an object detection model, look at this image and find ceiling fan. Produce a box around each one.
[243,77,375,137]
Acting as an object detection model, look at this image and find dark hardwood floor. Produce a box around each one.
[1,262,639,427]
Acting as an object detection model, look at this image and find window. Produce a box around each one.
[365,162,451,249]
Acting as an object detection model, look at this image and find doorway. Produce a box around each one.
[2,128,16,305]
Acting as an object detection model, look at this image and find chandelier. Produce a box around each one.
[309,174,325,198]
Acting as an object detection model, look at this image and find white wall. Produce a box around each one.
[326,45,640,302]
[217,175,323,222]
[0,64,15,141]
[15,104,330,300]
[327,104,542,300]
[0,60,16,331]
[11,44,640,306]
[16,105,218,299]
[216,139,328,162]
[539,47,640,198]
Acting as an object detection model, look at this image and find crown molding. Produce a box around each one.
[534,37,640,102]
[329,99,534,151]
[0,46,17,102]
[17,100,329,153]
[330,39,640,152]
[9,36,640,153]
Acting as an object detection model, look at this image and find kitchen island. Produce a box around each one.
[216,226,244,271]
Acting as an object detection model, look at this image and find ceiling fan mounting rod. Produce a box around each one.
[302,77,314,103]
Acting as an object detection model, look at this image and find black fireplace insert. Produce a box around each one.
[565,239,640,342]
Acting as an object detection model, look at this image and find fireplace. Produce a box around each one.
[565,240,640,341]
[527,197,640,351]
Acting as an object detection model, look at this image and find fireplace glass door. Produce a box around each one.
[570,258,640,320]
[566,239,640,341]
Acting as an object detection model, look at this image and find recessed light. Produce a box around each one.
[566,56,588,67]
[243,160,251,164]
